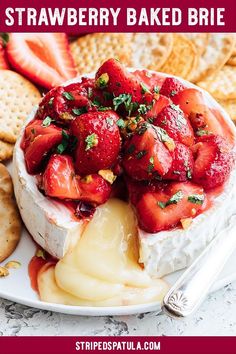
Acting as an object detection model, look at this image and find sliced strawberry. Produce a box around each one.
[153,105,194,147]
[172,88,225,137]
[78,174,111,205]
[126,177,165,205]
[192,135,235,190]
[164,143,194,181]
[133,69,165,92]
[24,132,62,174]
[122,123,172,180]
[160,77,185,98]
[0,40,9,69]
[71,111,121,175]
[6,33,77,89]
[144,94,171,121]
[21,119,62,151]
[43,155,80,200]
[95,58,143,103]
[136,182,206,233]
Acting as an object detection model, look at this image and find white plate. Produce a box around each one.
[0,224,236,316]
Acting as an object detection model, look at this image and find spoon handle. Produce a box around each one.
[162,216,236,318]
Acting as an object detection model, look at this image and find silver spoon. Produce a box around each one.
[162,215,236,318]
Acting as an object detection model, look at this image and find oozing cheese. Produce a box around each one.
[38,199,168,306]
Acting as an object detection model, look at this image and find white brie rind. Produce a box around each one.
[12,70,236,277]
[13,109,85,259]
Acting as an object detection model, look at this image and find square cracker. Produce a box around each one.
[0,70,41,144]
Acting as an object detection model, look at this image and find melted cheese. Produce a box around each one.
[38,199,168,306]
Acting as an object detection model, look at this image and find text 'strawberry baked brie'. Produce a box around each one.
[13,59,236,306]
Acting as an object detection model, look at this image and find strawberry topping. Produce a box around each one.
[21,59,236,233]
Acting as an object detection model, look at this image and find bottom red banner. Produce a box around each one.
[0,336,235,354]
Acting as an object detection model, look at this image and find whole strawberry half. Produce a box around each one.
[71,111,121,175]
[160,77,185,98]
[95,58,143,103]
[0,39,9,69]
[164,143,194,181]
[153,105,194,147]
[192,135,235,190]
[136,181,206,233]
[6,33,77,89]
[122,123,172,180]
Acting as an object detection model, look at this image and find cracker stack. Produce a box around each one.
[0,70,41,162]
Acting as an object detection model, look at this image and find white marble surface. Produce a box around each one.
[0,281,235,336]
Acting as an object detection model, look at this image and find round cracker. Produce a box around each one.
[197,65,236,100]
[130,33,173,70]
[217,99,236,122]
[191,34,235,83]
[184,33,209,56]
[70,33,133,74]
[159,34,198,80]
[0,140,14,162]
[0,163,21,263]
[0,70,41,144]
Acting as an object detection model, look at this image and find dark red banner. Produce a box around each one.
[0,336,235,354]
[0,0,235,33]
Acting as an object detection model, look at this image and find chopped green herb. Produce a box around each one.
[157,190,184,209]
[72,107,87,116]
[188,194,204,205]
[106,117,114,126]
[187,169,192,179]
[103,91,113,100]
[85,133,98,151]
[87,87,93,98]
[113,94,138,116]
[48,97,54,106]
[166,190,184,206]
[136,150,147,159]
[70,136,78,151]
[157,201,166,209]
[56,130,69,154]
[147,117,154,124]
[170,90,177,96]
[153,86,159,94]
[140,82,151,94]
[138,122,149,135]
[138,104,149,115]
[126,144,135,154]
[42,116,53,127]
[196,129,211,137]
[98,106,112,111]
[63,92,74,101]
[92,97,101,107]
[116,82,121,87]
[116,118,126,129]
[147,156,155,173]
[31,128,36,135]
